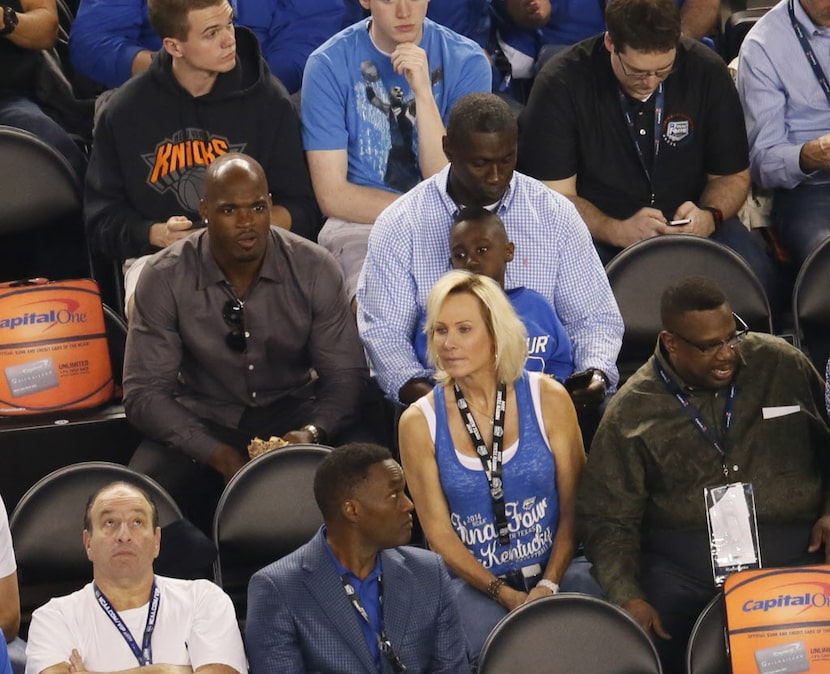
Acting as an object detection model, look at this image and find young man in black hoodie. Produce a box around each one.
[85,0,320,310]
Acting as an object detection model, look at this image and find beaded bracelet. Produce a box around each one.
[487,578,505,602]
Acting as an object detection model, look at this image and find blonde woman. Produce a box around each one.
[399,270,596,664]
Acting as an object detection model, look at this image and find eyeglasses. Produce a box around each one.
[615,51,675,81]
[671,313,749,356]
[222,299,247,353]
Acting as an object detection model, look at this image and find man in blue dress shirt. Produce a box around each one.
[737,0,830,269]
[246,443,468,674]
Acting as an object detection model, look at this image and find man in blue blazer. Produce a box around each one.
[246,443,469,674]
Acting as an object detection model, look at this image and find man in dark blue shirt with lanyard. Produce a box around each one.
[246,443,468,674]
[517,0,782,309]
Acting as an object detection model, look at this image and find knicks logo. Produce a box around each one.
[143,130,245,211]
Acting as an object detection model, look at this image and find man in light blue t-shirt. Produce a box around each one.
[302,0,492,298]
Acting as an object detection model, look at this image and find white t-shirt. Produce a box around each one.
[25,576,247,674]
[0,495,16,578]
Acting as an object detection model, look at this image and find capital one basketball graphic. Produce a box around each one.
[142,129,245,212]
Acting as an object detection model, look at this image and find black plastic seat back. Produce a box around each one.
[792,236,830,372]
[478,593,663,673]
[0,125,81,236]
[605,235,772,382]
[686,594,729,674]
[212,444,332,620]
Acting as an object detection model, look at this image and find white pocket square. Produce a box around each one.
[762,405,801,419]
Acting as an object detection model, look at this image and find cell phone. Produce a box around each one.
[564,370,594,392]
[669,218,692,226]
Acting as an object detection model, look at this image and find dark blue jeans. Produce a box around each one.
[0,92,86,179]
[772,182,830,268]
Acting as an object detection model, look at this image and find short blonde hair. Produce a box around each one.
[424,270,527,384]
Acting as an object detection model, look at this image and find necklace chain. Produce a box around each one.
[464,398,494,425]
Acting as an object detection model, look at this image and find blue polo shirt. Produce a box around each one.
[321,528,384,672]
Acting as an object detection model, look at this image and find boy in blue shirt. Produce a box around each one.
[415,206,575,382]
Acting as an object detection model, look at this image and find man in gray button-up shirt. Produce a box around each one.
[124,153,368,528]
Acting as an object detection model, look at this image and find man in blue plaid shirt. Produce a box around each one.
[356,92,623,410]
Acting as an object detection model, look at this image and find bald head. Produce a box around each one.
[204,153,267,202]
[84,481,159,531]
[200,152,273,271]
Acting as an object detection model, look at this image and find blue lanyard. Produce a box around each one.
[341,574,407,674]
[618,83,665,205]
[94,580,160,666]
[655,360,737,477]
[788,0,830,105]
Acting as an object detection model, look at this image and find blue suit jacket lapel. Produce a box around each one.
[378,548,413,652]
[302,534,378,673]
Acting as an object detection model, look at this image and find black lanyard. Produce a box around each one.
[618,83,665,205]
[788,0,830,104]
[94,580,160,666]
[453,381,510,546]
[340,574,406,674]
[655,361,737,477]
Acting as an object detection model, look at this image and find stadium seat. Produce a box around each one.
[212,444,332,622]
[722,7,772,62]
[478,593,663,673]
[686,594,728,674]
[0,125,81,237]
[792,236,830,372]
[605,234,772,382]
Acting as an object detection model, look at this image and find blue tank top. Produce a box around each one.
[434,371,559,577]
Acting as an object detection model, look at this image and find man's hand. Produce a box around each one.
[611,207,671,248]
[525,583,556,603]
[68,649,85,674]
[68,651,194,674]
[391,43,432,97]
[670,201,716,237]
[283,428,316,445]
[399,377,433,406]
[566,369,607,408]
[506,0,552,29]
[799,134,830,173]
[497,585,529,611]
[149,215,194,249]
[808,515,830,563]
[67,650,193,674]
[622,598,671,640]
[207,444,248,484]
